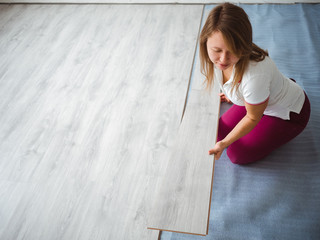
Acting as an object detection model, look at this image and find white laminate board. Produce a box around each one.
[0,4,203,240]
[190,5,213,92]
[147,82,220,235]
[147,8,220,234]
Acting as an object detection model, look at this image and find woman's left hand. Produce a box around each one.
[208,141,227,160]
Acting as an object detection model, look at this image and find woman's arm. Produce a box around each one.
[209,99,269,160]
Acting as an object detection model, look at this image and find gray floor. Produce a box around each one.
[0,4,203,240]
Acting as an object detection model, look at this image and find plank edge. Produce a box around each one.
[205,94,221,234]
[147,227,207,236]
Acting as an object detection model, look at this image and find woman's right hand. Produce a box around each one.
[208,140,227,160]
[219,93,232,103]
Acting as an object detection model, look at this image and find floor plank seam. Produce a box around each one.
[205,102,220,235]
[180,4,205,123]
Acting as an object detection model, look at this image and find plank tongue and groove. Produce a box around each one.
[147,80,220,235]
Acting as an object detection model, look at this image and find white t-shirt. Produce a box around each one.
[216,56,305,120]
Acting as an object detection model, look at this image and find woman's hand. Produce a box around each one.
[208,141,227,160]
[219,93,232,103]
[208,99,268,161]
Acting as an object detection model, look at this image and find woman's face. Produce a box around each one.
[206,31,240,72]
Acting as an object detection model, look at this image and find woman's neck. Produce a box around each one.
[222,67,233,84]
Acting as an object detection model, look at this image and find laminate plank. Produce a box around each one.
[147,5,220,234]
[147,81,220,235]
[0,4,203,240]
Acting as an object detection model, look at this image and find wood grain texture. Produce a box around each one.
[147,79,220,235]
[0,4,203,240]
[148,6,221,234]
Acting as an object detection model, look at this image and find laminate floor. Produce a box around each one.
[0,4,204,239]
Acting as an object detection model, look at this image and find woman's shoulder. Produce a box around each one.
[247,56,275,72]
[244,56,277,79]
[241,57,276,85]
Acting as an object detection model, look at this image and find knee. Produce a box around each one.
[228,154,251,165]
[226,145,262,165]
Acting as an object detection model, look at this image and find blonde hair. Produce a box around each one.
[199,3,268,92]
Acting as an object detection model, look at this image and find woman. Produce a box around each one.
[200,3,311,164]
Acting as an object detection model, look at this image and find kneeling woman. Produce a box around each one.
[200,3,311,164]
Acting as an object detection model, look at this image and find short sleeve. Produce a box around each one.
[241,74,270,105]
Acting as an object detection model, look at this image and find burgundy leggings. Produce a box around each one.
[217,93,311,164]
